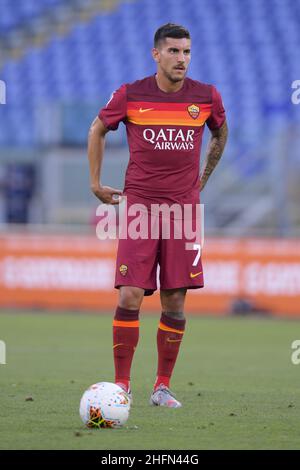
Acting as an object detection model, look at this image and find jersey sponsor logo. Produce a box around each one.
[190,271,202,278]
[139,107,154,113]
[143,128,195,150]
[119,264,128,276]
[187,104,200,119]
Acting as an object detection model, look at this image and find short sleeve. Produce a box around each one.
[98,84,127,131]
[206,85,226,131]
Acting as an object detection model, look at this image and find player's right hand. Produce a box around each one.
[91,184,123,205]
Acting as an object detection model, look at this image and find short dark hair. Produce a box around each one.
[154,23,190,47]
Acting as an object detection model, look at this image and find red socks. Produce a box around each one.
[154,312,186,391]
[113,308,185,393]
[113,306,139,392]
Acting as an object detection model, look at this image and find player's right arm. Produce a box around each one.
[88,116,123,205]
[88,84,127,204]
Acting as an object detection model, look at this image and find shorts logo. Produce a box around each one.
[190,271,202,279]
[119,264,128,276]
[187,104,200,119]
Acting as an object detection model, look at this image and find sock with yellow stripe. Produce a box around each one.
[113,306,140,392]
[154,312,186,391]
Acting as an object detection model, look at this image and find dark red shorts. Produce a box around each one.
[115,197,204,295]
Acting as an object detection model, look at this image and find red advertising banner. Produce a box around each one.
[0,233,299,316]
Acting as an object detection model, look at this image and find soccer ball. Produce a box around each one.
[79,382,130,429]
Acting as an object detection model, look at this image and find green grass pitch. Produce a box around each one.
[0,311,300,450]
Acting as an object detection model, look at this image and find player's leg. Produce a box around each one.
[150,288,186,408]
[113,207,159,394]
[150,215,203,408]
[113,286,144,394]
[156,288,187,390]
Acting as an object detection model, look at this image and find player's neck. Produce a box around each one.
[155,73,185,93]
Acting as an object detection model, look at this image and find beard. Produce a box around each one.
[162,67,186,83]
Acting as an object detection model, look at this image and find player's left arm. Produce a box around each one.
[199,119,228,191]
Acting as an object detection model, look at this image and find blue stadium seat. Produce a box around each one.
[0,0,299,149]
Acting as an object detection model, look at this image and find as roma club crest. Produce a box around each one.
[119,264,128,276]
[187,104,200,119]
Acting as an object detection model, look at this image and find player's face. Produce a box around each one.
[152,37,191,83]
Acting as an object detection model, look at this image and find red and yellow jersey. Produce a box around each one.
[99,75,225,206]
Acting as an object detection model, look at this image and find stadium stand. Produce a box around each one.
[1,0,300,145]
[0,0,299,233]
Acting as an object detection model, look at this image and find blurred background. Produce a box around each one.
[0,0,299,315]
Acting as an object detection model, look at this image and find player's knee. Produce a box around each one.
[161,289,186,313]
[118,286,144,310]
